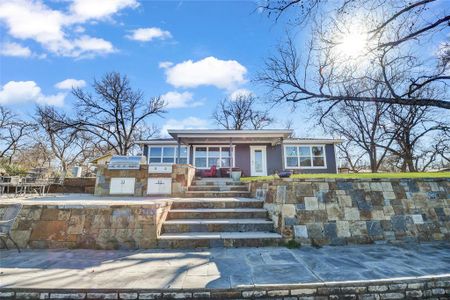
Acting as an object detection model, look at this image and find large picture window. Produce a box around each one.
[148,146,188,164]
[284,145,326,168]
[193,146,234,168]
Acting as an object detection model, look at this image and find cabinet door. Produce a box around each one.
[110,178,123,194]
[121,178,135,194]
[147,178,172,195]
[158,178,172,194]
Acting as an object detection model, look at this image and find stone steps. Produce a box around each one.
[167,208,268,219]
[158,231,282,248]
[162,218,274,233]
[190,180,246,186]
[182,191,251,198]
[158,198,280,248]
[188,185,249,192]
[171,198,263,209]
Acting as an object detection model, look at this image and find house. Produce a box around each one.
[90,153,114,165]
[137,129,342,177]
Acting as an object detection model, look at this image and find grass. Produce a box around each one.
[241,172,450,182]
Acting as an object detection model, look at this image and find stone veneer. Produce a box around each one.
[171,164,196,196]
[0,275,448,299]
[249,178,449,245]
[95,165,150,196]
[0,201,171,249]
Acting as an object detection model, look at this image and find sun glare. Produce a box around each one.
[335,28,369,60]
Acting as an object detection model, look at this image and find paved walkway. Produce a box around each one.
[0,242,449,289]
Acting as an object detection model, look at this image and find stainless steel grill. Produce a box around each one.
[108,156,142,170]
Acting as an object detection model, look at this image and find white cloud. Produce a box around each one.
[159,61,174,69]
[229,88,253,100]
[0,81,65,106]
[0,42,32,57]
[55,79,86,90]
[161,117,210,136]
[160,91,203,109]
[163,56,247,90]
[127,27,172,42]
[70,0,139,21]
[0,0,134,58]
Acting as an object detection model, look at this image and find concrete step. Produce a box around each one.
[157,231,283,248]
[167,208,267,219]
[190,180,247,186]
[171,198,263,209]
[182,191,251,198]
[162,218,274,233]
[188,185,249,192]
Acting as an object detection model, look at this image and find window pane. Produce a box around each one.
[313,157,325,167]
[221,158,230,167]
[208,158,219,167]
[209,147,220,157]
[300,157,311,167]
[312,146,324,156]
[286,146,297,157]
[299,146,310,156]
[149,147,161,156]
[195,147,207,157]
[163,147,175,157]
[286,157,298,167]
[221,147,230,157]
[195,157,206,167]
[178,158,188,164]
[150,157,161,163]
[177,146,188,157]
[163,157,174,163]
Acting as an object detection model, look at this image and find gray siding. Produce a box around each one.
[142,142,338,176]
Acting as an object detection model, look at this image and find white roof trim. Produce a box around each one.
[168,129,293,139]
[283,139,343,144]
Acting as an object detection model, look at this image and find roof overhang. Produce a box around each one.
[283,139,344,144]
[167,129,293,145]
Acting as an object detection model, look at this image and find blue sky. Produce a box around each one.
[0,0,318,137]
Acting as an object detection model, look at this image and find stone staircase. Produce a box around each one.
[158,179,282,248]
[183,178,251,198]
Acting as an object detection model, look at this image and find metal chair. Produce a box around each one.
[0,203,23,252]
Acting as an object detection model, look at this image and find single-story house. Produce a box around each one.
[137,129,342,177]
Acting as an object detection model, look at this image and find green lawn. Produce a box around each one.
[241,172,450,182]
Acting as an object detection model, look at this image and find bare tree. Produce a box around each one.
[212,94,273,130]
[38,72,165,155]
[382,105,449,171]
[320,100,396,172]
[0,106,36,162]
[259,0,450,110]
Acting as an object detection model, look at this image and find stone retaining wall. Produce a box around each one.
[0,201,171,249]
[48,177,96,194]
[249,178,449,246]
[172,164,196,196]
[0,275,448,299]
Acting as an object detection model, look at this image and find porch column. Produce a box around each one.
[229,138,233,178]
[177,138,181,164]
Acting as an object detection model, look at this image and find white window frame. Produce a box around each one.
[283,144,327,169]
[148,145,189,165]
[193,145,236,169]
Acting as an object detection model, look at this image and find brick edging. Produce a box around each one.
[1,274,449,299]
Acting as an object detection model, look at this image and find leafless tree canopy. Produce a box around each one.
[259,0,450,110]
[38,72,165,155]
[0,106,36,162]
[212,94,274,130]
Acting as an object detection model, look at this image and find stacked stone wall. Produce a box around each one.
[0,201,171,249]
[172,164,196,196]
[249,178,449,245]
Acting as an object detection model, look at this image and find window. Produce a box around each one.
[148,146,188,164]
[193,146,235,168]
[284,145,326,168]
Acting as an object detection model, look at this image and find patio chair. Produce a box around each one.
[0,203,23,252]
[202,165,217,177]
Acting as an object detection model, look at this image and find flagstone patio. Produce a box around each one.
[1,242,449,290]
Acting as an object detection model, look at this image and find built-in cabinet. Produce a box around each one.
[147,178,172,195]
[110,178,135,195]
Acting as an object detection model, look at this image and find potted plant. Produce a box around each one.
[231,168,242,181]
